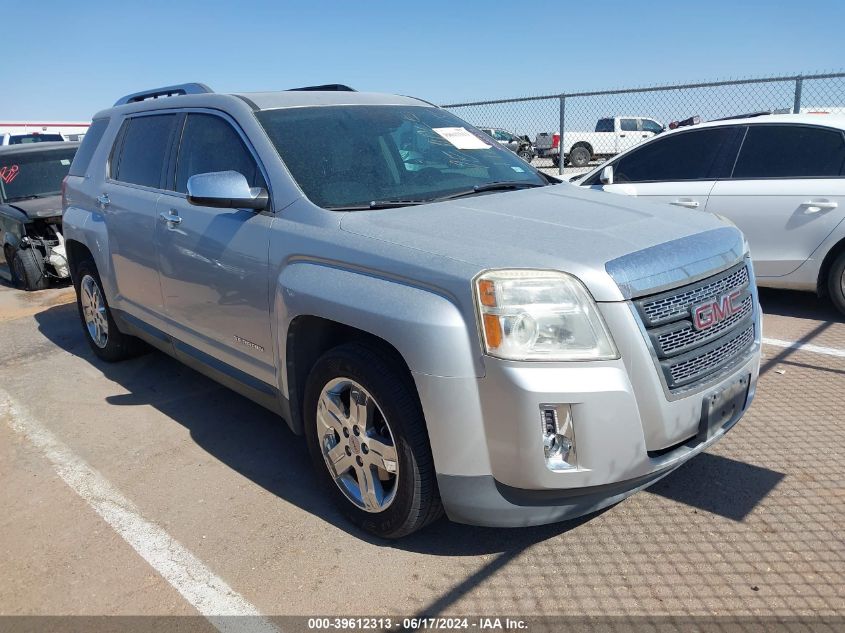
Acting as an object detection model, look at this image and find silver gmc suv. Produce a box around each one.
[62,83,762,538]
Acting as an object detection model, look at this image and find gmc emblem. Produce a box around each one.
[692,290,743,331]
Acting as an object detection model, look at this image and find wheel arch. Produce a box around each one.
[276,262,482,434]
[571,141,594,156]
[816,235,845,297]
[285,316,414,435]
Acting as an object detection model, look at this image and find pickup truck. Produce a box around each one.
[63,83,760,538]
[538,116,665,168]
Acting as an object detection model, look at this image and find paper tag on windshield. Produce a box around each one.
[432,127,491,149]
[61,159,71,166]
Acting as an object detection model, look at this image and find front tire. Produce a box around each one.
[303,342,443,538]
[12,247,49,291]
[74,258,146,361]
[828,251,845,315]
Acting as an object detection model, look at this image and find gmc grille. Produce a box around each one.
[634,261,757,391]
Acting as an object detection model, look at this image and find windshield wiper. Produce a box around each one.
[327,200,428,211]
[434,181,546,201]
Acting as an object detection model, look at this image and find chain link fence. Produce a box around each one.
[442,72,845,177]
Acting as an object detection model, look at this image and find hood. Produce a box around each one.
[5,195,63,220]
[340,184,745,301]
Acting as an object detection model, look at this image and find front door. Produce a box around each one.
[588,126,742,212]
[155,112,275,384]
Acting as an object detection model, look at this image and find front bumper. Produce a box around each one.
[413,302,761,528]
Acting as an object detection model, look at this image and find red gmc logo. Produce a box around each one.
[692,290,743,330]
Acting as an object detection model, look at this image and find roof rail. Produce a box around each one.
[713,111,775,121]
[114,83,213,106]
[287,84,356,92]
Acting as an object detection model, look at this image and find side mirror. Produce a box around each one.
[600,164,614,185]
[187,171,268,211]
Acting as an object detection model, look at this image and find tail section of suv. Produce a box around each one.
[63,83,761,537]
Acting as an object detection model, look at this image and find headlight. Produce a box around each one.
[474,270,619,361]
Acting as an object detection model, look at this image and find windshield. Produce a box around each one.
[0,147,77,203]
[255,105,546,209]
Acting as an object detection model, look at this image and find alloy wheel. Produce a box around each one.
[316,378,399,513]
[80,274,109,349]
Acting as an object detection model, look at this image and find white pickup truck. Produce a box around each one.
[541,116,664,168]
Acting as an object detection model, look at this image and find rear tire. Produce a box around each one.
[74,257,146,361]
[12,247,49,291]
[303,342,443,538]
[568,145,591,168]
[828,251,845,315]
[551,155,561,168]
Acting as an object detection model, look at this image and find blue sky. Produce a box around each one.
[3,0,844,121]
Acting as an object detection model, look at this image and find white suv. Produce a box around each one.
[576,114,845,313]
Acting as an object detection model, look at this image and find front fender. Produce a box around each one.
[275,261,482,397]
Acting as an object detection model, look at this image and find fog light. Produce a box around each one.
[540,404,577,471]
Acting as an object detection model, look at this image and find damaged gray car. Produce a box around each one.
[0,142,78,290]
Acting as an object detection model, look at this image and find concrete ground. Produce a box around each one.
[0,280,842,626]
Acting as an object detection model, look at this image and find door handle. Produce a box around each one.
[97,194,110,207]
[159,210,182,225]
[801,200,838,213]
[619,133,627,137]
[642,134,648,138]
[670,198,700,209]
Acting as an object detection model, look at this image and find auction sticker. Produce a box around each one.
[432,127,491,149]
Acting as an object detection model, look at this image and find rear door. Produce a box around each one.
[155,111,275,385]
[706,124,845,277]
[586,126,742,209]
[101,113,178,318]
[616,118,640,153]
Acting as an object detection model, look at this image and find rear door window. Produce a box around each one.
[610,127,742,183]
[732,125,845,179]
[174,114,262,194]
[595,118,614,132]
[620,119,638,132]
[112,114,178,188]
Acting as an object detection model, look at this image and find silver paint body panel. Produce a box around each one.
[63,90,760,527]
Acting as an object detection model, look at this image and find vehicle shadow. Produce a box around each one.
[32,301,784,555]
[757,287,843,322]
[33,302,600,554]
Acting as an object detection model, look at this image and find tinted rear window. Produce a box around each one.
[9,134,64,144]
[69,119,108,177]
[113,115,177,188]
[732,125,845,178]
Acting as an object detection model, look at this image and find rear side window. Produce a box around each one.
[595,118,614,132]
[620,119,637,132]
[732,125,845,179]
[611,127,741,183]
[69,119,109,177]
[174,114,262,193]
[113,114,177,188]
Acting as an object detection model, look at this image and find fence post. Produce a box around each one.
[558,96,566,176]
[793,76,803,113]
